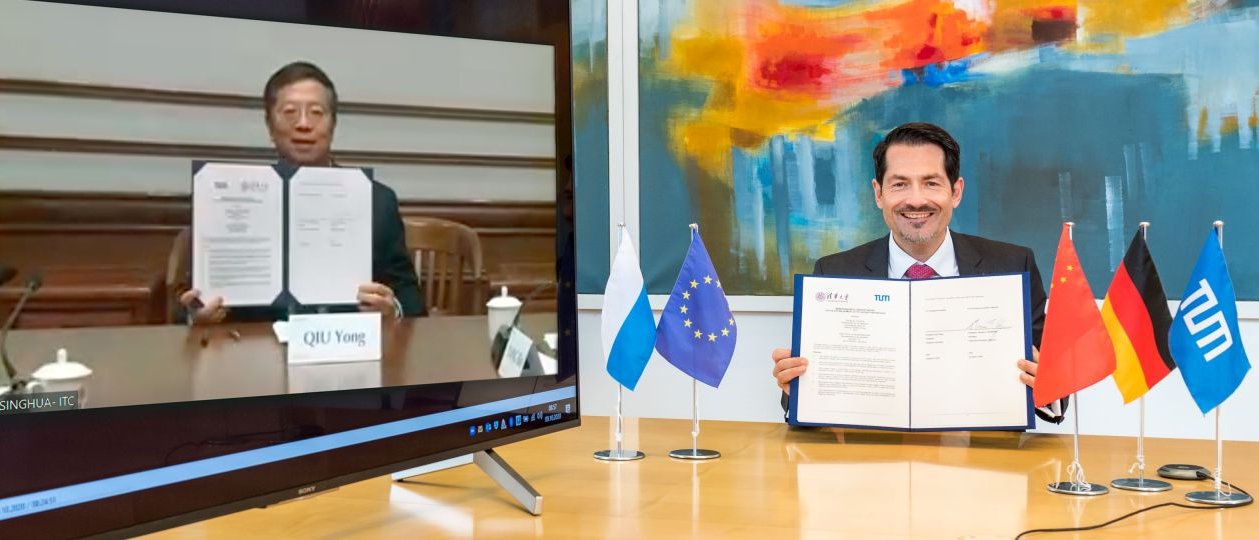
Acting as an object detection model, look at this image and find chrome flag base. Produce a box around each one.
[593,449,645,461]
[1111,478,1172,492]
[669,448,720,460]
[1186,490,1252,506]
[1047,482,1109,496]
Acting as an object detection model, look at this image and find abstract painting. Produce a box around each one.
[618,0,1259,298]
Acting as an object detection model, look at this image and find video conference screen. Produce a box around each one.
[0,1,576,536]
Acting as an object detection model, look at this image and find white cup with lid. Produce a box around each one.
[32,348,93,405]
[485,286,522,342]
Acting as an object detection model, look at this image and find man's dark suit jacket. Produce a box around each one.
[213,178,424,322]
[784,230,1065,424]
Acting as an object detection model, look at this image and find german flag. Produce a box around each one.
[1100,231,1176,403]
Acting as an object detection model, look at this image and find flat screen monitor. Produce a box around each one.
[0,1,577,537]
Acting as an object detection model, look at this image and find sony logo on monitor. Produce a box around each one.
[297,485,318,496]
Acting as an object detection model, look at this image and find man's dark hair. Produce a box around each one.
[263,61,338,121]
[872,122,960,187]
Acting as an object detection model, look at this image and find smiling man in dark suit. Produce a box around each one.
[181,61,423,323]
[771,122,1065,424]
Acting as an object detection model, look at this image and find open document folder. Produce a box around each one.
[788,273,1034,431]
[191,162,372,308]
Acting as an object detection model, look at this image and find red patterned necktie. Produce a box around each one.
[904,263,937,280]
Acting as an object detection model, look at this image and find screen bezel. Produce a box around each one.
[1,1,576,537]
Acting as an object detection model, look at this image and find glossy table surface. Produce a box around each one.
[6,313,556,409]
[144,416,1259,539]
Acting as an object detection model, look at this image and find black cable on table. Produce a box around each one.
[1014,473,1250,539]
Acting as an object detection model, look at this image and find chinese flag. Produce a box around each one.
[1034,224,1116,407]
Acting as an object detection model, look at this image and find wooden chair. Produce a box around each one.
[403,217,484,316]
[164,226,191,324]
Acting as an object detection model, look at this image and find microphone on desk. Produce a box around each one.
[0,264,15,286]
[1,272,44,394]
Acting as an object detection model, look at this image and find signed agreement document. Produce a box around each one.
[788,273,1033,431]
[192,163,284,307]
[192,163,371,308]
[287,167,373,306]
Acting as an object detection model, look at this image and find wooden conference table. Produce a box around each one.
[142,416,1257,539]
[5,314,556,409]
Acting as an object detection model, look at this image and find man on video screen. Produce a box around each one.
[181,61,424,323]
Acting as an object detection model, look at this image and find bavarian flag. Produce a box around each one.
[1101,230,1176,403]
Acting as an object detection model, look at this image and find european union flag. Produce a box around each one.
[1169,228,1251,414]
[655,226,737,388]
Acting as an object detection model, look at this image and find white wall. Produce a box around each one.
[578,300,793,424]
[0,1,555,201]
[577,297,1259,442]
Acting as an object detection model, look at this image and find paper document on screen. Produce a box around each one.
[287,167,373,305]
[191,163,284,307]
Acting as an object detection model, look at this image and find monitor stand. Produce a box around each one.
[392,449,542,515]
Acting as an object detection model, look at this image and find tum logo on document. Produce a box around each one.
[1181,278,1234,362]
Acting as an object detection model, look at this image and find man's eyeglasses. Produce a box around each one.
[273,103,331,126]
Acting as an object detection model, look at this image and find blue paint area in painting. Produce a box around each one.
[902,57,983,87]
[637,76,710,293]
[731,147,772,284]
[573,102,611,294]
[1121,14,1259,155]
[767,136,792,288]
[846,65,1259,298]
[572,0,611,294]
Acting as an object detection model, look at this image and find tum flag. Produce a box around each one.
[654,226,737,388]
[1034,224,1115,408]
[1101,231,1176,403]
[1170,228,1251,414]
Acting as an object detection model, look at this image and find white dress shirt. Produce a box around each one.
[886,229,959,279]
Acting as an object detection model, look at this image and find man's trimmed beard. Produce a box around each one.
[893,203,943,245]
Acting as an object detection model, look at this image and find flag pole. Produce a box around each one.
[669,225,720,461]
[1112,222,1170,492]
[692,379,699,454]
[1049,222,1107,496]
[594,384,645,461]
[1214,222,1224,497]
[594,224,645,462]
[1215,404,1221,495]
[1048,395,1107,496]
[1186,221,1251,505]
[668,375,720,460]
[1140,397,1148,479]
[618,384,624,455]
[669,222,720,458]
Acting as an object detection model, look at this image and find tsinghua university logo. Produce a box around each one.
[1180,278,1234,362]
[814,291,848,303]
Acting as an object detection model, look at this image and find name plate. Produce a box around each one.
[497,327,534,378]
[287,312,382,364]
